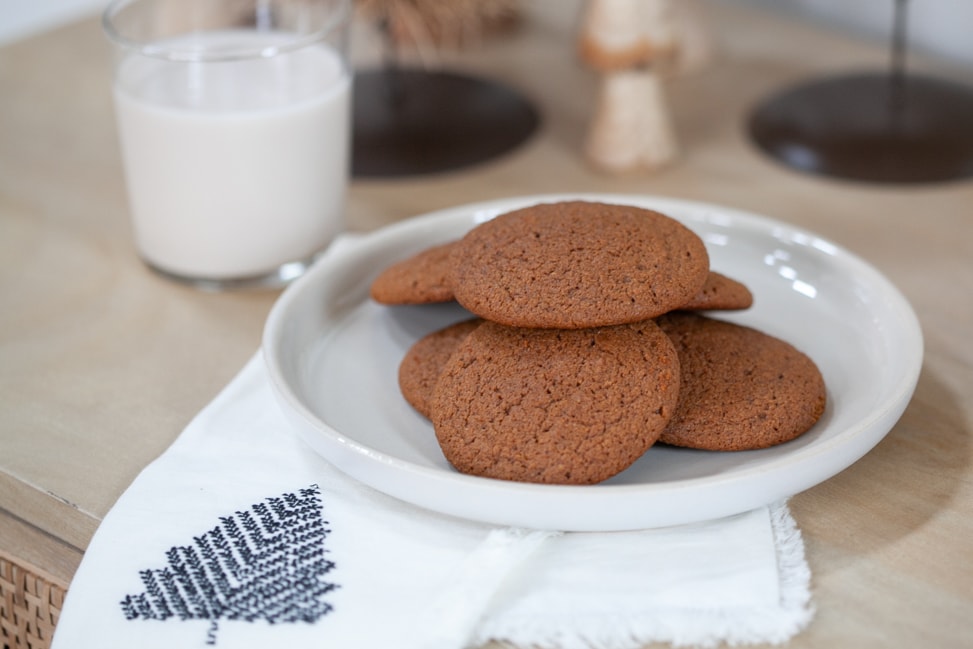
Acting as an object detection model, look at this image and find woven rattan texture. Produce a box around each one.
[0,551,66,649]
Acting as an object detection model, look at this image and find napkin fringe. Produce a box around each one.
[476,607,807,649]
[767,500,816,640]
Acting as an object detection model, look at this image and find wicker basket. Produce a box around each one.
[0,549,67,649]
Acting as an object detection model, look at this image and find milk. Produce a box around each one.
[113,31,351,280]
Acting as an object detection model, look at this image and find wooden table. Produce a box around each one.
[2,2,971,647]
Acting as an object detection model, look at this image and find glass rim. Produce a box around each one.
[102,0,351,62]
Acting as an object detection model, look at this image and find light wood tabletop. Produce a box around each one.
[1,1,971,647]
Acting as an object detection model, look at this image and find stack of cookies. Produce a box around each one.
[370,201,826,486]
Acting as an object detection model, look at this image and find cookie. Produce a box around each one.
[370,241,457,305]
[655,312,826,451]
[430,319,680,485]
[679,271,754,311]
[398,318,482,418]
[448,201,709,329]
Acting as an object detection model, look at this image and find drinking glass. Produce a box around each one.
[104,0,352,289]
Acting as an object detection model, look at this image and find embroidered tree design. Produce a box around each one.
[120,484,337,644]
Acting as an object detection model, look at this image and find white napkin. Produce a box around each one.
[52,251,815,649]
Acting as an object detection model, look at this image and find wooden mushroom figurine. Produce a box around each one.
[578,0,681,173]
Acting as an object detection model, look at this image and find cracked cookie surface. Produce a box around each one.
[398,318,483,418]
[370,241,457,305]
[430,319,680,484]
[447,201,710,328]
[657,312,826,451]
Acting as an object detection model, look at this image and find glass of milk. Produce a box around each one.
[103,0,352,289]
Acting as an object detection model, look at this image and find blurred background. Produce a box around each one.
[727,0,973,68]
[3,0,973,69]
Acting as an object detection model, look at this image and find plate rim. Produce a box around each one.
[262,193,924,530]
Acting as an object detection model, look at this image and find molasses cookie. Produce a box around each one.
[656,312,826,451]
[679,271,754,311]
[398,318,483,418]
[430,319,680,485]
[447,201,710,328]
[370,241,457,305]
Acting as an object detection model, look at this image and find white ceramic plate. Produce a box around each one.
[263,194,922,531]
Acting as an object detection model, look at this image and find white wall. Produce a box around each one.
[0,0,106,45]
[722,0,973,68]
